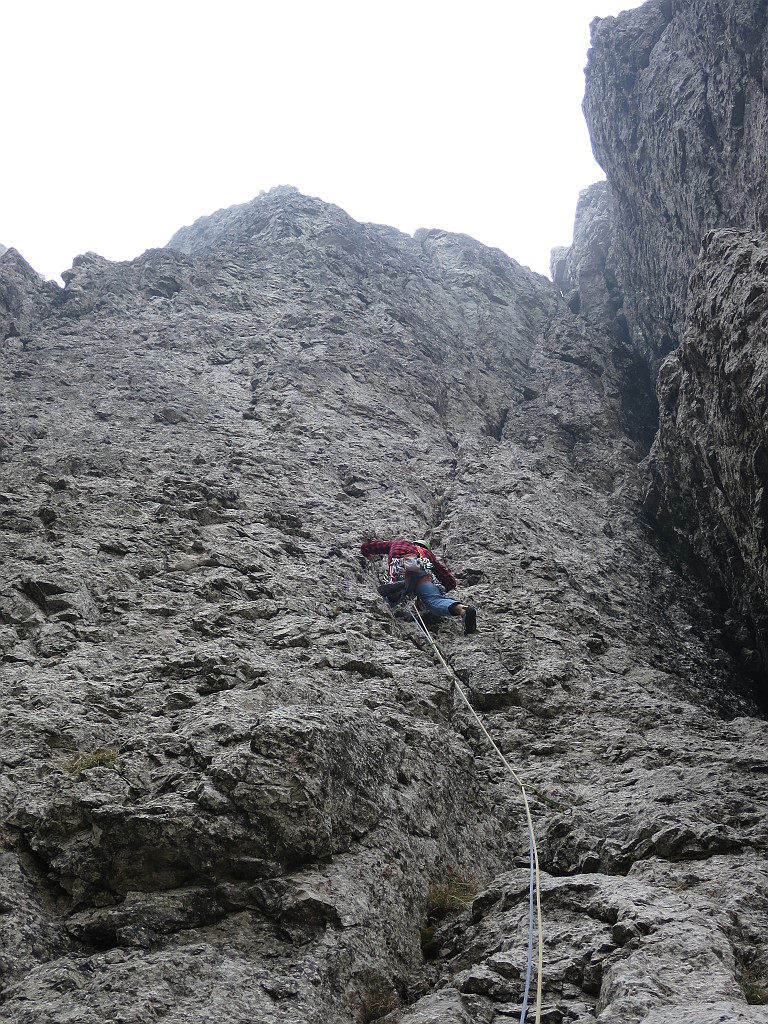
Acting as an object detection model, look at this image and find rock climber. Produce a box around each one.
[361,537,477,635]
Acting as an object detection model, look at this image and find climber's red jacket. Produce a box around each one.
[360,538,457,591]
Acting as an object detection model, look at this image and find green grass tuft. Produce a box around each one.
[742,966,768,1005]
[63,747,120,774]
[425,869,478,917]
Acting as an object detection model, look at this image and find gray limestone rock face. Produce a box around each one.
[550,182,624,335]
[0,248,58,348]
[549,184,659,450]
[583,0,768,370]
[0,184,766,1023]
[648,227,768,692]
[563,0,768,711]
[396,865,768,1024]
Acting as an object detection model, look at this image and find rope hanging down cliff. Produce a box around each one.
[407,602,544,1024]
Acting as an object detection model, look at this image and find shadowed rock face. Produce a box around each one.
[584,0,768,369]
[647,228,768,697]
[550,182,624,335]
[1,181,765,1024]
[566,0,768,697]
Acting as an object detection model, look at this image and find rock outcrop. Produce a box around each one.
[550,182,624,335]
[584,0,768,368]
[647,228,768,693]
[1,179,766,1023]
[565,0,768,692]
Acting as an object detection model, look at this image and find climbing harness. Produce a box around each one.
[407,602,544,1024]
[389,552,442,590]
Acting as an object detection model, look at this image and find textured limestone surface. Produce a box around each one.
[584,0,768,368]
[1,185,766,1023]
[560,0,768,690]
[648,227,768,692]
[550,182,658,454]
[550,182,624,335]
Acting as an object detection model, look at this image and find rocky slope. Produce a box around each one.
[1,178,766,1024]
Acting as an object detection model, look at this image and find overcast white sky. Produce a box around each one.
[1,0,645,283]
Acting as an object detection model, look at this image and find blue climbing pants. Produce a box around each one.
[383,568,460,617]
[412,575,459,616]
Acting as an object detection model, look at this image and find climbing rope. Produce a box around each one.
[407,602,544,1024]
[521,815,536,1024]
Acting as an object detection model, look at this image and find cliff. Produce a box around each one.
[569,0,768,709]
[1,3,767,1023]
[583,0,768,368]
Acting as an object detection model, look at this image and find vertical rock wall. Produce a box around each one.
[584,0,768,368]
[647,228,768,689]
[571,0,768,691]
[1,186,766,1022]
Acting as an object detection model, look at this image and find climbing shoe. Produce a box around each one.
[378,582,406,604]
[463,606,477,635]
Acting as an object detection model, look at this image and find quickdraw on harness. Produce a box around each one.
[389,549,446,595]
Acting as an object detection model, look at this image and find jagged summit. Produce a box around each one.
[165,184,414,260]
[166,186,531,283]
[166,185,354,256]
